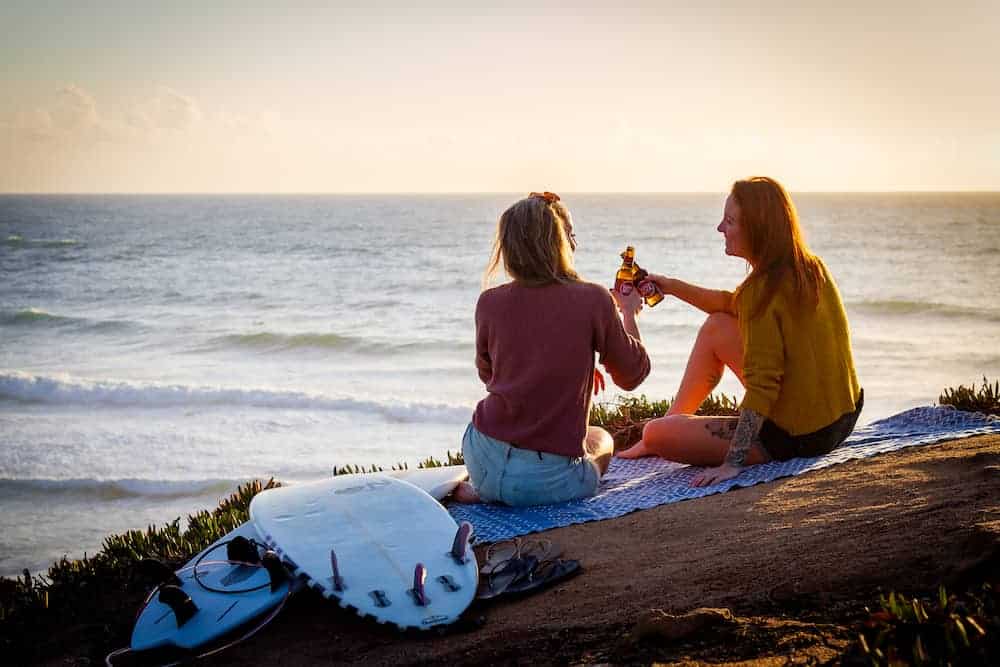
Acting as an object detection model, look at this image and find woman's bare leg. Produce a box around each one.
[619,416,769,466]
[668,312,744,416]
[584,426,614,475]
[618,313,745,460]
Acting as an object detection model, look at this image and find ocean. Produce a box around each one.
[1,193,998,577]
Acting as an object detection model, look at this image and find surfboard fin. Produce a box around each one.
[158,584,199,627]
[261,551,288,593]
[226,535,261,564]
[330,549,345,592]
[410,563,429,606]
[450,521,473,564]
[135,558,181,588]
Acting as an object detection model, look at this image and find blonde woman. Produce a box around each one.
[619,177,862,487]
[453,192,651,506]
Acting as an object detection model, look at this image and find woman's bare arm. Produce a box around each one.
[648,274,735,315]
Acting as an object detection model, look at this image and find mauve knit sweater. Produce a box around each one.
[472,280,651,457]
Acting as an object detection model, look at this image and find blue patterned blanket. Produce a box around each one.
[447,406,1000,544]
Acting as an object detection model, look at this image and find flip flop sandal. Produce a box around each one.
[479,539,562,575]
[503,558,581,597]
[475,554,539,600]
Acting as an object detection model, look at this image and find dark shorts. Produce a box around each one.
[760,388,864,461]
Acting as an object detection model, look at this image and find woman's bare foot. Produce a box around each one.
[616,439,652,459]
[451,481,481,503]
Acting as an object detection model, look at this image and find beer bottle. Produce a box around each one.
[634,265,665,307]
[615,246,637,295]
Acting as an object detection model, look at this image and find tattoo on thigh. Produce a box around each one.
[705,419,737,441]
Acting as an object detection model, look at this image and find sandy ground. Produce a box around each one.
[57,433,1000,666]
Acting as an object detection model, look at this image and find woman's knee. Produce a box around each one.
[697,312,743,378]
[698,312,738,342]
[585,426,613,457]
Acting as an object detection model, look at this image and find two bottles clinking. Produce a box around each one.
[614,246,664,307]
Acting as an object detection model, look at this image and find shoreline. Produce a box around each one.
[17,432,999,665]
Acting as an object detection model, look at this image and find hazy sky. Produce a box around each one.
[1,1,997,192]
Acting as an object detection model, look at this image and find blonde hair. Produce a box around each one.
[483,195,580,287]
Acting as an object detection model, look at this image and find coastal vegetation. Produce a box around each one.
[939,377,1000,416]
[852,586,996,665]
[1,380,997,664]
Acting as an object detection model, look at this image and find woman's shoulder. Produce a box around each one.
[477,281,520,300]
[567,279,616,304]
[479,279,611,306]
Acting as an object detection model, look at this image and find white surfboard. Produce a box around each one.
[387,464,468,501]
[249,474,477,630]
[130,521,292,653]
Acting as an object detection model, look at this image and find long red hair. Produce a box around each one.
[731,177,824,319]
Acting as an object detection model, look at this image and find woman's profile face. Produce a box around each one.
[562,212,577,252]
[717,195,750,260]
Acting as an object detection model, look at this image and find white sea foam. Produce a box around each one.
[2,235,78,247]
[0,371,472,424]
[201,330,471,355]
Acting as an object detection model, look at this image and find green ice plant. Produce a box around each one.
[332,449,466,476]
[590,392,739,429]
[939,377,1000,416]
[855,585,994,665]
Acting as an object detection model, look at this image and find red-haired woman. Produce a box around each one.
[617,177,862,487]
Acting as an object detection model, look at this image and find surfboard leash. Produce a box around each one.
[190,536,281,594]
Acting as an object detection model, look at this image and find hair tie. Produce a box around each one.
[528,191,560,203]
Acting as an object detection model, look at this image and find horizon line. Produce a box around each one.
[2,190,999,196]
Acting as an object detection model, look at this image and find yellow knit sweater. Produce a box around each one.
[733,258,861,436]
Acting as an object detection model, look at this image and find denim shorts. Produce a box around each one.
[462,423,601,507]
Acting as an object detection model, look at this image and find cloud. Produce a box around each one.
[50,85,99,131]
[147,87,202,130]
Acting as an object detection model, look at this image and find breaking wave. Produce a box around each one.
[0,477,240,500]
[0,371,472,424]
[0,308,136,332]
[203,331,471,355]
[848,300,1000,323]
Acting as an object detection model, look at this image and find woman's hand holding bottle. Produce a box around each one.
[638,272,670,298]
[611,284,643,317]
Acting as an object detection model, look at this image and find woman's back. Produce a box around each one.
[473,280,649,457]
[737,259,861,435]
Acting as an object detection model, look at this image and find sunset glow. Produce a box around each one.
[2,1,998,193]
